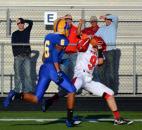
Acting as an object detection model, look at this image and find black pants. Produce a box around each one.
[93,49,121,94]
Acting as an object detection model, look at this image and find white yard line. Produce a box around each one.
[0,118,59,122]
[0,118,142,122]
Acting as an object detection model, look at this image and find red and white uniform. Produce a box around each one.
[73,44,114,96]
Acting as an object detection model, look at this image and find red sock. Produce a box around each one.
[113,111,120,120]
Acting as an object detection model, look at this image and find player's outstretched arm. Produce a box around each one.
[77,34,90,52]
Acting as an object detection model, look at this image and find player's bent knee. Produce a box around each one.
[109,89,114,96]
[36,95,43,103]
[105,87,114,96]
[67,86,76,93]
[102,92,114,100]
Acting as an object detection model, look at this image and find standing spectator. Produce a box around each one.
[95,14,121,93]
[81,15,99,36]
[3,18,33,107]
[61,14,80,79]
[79,16,106,52]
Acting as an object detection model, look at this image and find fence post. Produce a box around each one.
[6,8,11,37]
[133,43,136,95]
[1,44,4,96]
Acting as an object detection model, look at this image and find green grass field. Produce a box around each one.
[0,111,142,130]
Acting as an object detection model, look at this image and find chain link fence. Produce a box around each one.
[0,43,142,96]
[0,7,142,38]
[0,7,142,96]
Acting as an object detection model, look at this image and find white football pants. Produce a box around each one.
[73,71,114,96]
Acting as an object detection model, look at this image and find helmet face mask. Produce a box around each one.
[90,36,104,47]
[54,18,70,37]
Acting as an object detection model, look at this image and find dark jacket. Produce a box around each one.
[11,20,33,57]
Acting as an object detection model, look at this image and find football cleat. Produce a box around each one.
[66,119,74,127]
[114,117,133,125]
[3,90,16,108]
[41,99,53,112]
[65,116,81,127]
[73,116,82,125]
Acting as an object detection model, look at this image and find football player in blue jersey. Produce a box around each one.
[23,18,78,127]
[5,18,77,127]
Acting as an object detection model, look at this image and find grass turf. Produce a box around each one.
[0,111,141,130]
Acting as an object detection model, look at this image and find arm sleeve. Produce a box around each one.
[24,20,33,31]
[11,33,18,56]
[11,33,16,43]
[106,15,119,29]
[77,38,90,52]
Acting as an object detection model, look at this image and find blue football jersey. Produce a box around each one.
[43,33,69,63]
[33,33,76,101]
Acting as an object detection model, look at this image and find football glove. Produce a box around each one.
[57,71,64,84]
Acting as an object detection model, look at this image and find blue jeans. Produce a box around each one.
[58,53,77,96]
[14,55,33,93]
[61,53,77,80]
[30,50,40,90]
